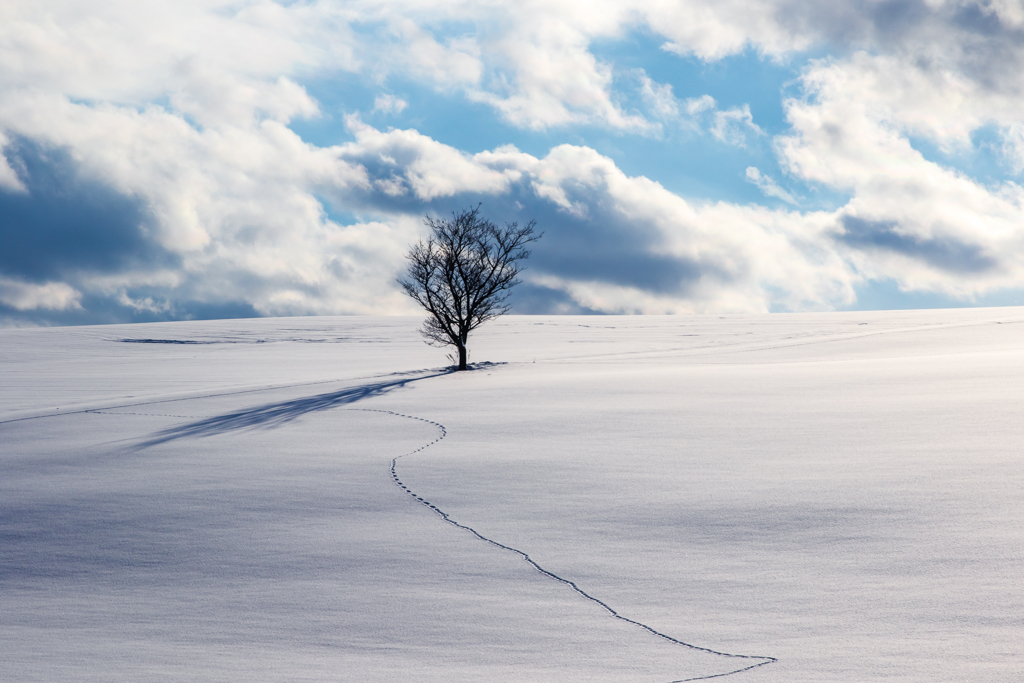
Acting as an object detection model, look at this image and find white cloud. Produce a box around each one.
[981,0,1024,28]
[466,25,652,131]
[0,1,345,108]
[0,90,403,317]
[472,142,857,312]
[654,2,808,61]
[338,115,517,201]
[7,0,1024,138]
[1001,123,1024,175]
[382,17,482,88]
[710,104,762,146]
[0,277,82,311]
[684,95,717,117]
[0,131,26,192]
[4,0,1024,321]
[4,86,859,316]
[638,74,679,120]
[637,76,761,145]
[746,166,798,205]
[776,55,1024,297]
[373,94,408,115]
[116,291,173,315]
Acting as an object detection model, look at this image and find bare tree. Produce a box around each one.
[399,206,541,371]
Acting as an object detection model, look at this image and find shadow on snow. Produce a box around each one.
[140,370,450,446]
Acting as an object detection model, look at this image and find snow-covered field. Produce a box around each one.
[3,310,1023,682]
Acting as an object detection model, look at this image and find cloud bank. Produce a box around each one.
[3,0,1024,324]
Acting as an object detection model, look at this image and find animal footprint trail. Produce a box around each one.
[361,408,777,682]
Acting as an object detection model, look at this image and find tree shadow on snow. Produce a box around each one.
[140,371,450,447]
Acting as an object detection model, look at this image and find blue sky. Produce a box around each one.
[3,1,1024,325]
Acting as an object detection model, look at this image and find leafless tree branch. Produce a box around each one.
[398,205,541,370]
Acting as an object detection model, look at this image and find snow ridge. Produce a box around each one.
[368,408,778,682]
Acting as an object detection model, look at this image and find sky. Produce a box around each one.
[3,0,1024,325]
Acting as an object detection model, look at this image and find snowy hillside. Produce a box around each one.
[3,310,1023,682]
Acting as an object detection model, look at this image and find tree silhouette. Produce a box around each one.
[399,206,540,370]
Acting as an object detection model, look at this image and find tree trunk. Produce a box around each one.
[457,342,467,371]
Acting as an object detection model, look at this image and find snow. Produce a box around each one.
[3,310,1024,682]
